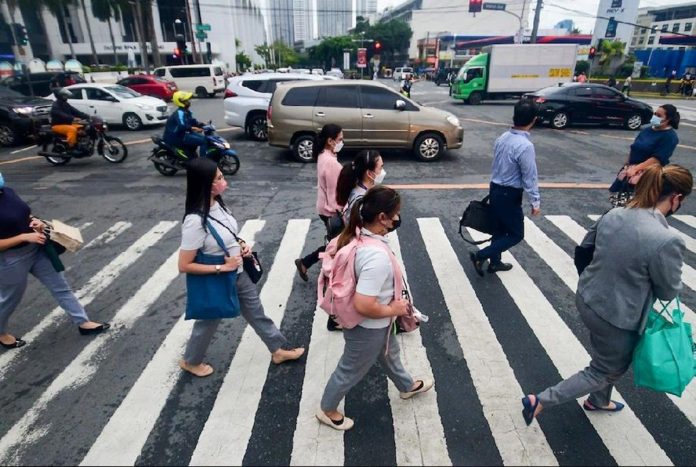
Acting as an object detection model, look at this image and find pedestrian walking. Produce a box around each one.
[178,158,304,377]
[0,172,110,349]
[606,76,616,88]
[577,72,587,83]
[336,149,385,225]
[609,104,680,206]
[621,76,632,96]
[522,164,691,424]
[317,186,433,431]
[470,100,541,276]
[294,124,344,282]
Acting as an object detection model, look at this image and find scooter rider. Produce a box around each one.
[163,91,207,158]
[50,88,90,150]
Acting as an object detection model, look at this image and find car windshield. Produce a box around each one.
[104,85,141,98]
[0,85,24,98]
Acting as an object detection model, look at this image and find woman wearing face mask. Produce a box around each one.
[294,124,344,282]
[179,158,304,377]
[336,150,386,225]
[317,186,433,431]
[0,172,109,349]
[610,105,680,203]
[523,163,691,425]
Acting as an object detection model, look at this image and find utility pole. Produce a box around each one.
[131,0,149,72]
[530,0,543,44]
[184,0,199,64]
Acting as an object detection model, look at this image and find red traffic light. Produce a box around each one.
[375,41,382,50]
[469,0,482,13]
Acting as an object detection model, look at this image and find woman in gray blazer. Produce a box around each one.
[522,163,693,425]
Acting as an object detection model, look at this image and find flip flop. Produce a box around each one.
[521,395,540,426]
[583,399,625,412]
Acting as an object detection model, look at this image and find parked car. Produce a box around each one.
[326,68,344,79]
[267,80,463,162]
[0,71,86,97]
[51,83,168,131]
[153,64,225,98]
[223,72,323,141]
[392,67,414,81]
[116,74,177,101]
[523,83,653,130]
[0,85,52,146]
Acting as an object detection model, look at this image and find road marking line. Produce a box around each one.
[190,219,311,466]
[598,134,696,151]
[0,156,41,165]
[80,220,265,467]
[0,221,178,382]
[495,220,672,465]
[419,218,558,466]
[82,221,131,250]
[461,118,509,127]
[386,231,451,466]
[547,215,696,429]
[117,129,243,147]
[680,122,696,128]
[0,246,182,465]
[10,145,37,154]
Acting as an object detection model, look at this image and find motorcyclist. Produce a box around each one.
[163,91,207,158]
[50,88,90,150]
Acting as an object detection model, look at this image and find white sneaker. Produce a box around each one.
[400,378,434,399]
[315,410,355,431]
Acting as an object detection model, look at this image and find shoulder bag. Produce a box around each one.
[208,214,264,284]
[185,220,241,320]
[459,195,497,245]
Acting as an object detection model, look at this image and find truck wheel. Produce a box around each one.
[292,134,315,163]
[195,86,208,98]
[551,111,570,130]
[414,133,444,161]
[468,92,482,105]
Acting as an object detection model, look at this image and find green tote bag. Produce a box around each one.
[633,298,696,397]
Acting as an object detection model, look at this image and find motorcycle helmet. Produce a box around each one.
[54,87,73,101]
[173,91,193,108]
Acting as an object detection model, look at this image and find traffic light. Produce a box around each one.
[469,0,482,13]
[588,46,596,60]
[175,34,188,64]
[12,23,28,46]
[374,41,382,52]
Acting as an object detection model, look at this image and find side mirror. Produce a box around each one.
[395,100,406,110]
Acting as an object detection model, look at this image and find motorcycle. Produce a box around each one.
[38,116,127,166]
[148,122,240,176]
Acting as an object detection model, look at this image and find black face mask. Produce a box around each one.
[387,215,401,232]
[666,198,682,218]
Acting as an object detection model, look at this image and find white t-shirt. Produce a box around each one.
[180,202,242,273]
[355,228,395,329]
[342,185,367,224]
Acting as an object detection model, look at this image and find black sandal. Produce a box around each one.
[521,395,540,426]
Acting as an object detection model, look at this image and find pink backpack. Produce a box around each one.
[318,231,414,330]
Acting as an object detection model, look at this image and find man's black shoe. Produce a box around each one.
[469,252,484,277]
[487,262,513,273]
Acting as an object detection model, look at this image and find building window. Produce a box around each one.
[631,38,637,45]
[648,36,654,44]
[673,23,680,33]
[661,24,668,32]
[686,23,693,32]
[639,37,645,44]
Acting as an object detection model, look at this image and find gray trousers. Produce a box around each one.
[537,295,640,408]
[0,243,89,334]
[321,324,414,411]
[184,271,288,365]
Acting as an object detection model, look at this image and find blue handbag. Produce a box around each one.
[185,220,241,320]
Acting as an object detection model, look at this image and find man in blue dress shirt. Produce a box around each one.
[470,100,541,276]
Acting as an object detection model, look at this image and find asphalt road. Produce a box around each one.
[1,81,696,466]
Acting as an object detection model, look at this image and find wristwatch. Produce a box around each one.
[215,265,222,274]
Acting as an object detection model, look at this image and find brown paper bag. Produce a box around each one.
[48,220,83,253]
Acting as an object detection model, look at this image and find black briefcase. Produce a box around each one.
[459,195,497,245]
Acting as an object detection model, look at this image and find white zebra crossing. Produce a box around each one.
[3,215,696,465]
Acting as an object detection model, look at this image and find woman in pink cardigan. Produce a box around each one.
[295,124,344,330]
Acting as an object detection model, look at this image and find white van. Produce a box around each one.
[392,66,414,81]
[153,65,225,98]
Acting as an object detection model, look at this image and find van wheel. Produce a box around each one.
[414,133,444,161]
[292,134,315,163]
[468,92,482,105]
[123,112,143,131]
[195,86,208,98]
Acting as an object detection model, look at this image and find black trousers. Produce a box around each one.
[300,215,330,269]
[476,183,524,264]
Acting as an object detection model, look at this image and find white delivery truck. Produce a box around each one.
[451,44,578,104]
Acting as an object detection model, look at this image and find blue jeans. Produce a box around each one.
[183,132,208,158]
[476,183,524,265]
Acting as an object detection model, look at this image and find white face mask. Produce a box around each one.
[650,115,663,128]
[334,140,344,153]
[373,168,386,184]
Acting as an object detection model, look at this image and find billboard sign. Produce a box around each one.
[591,0,639,55]
[357,48,367,68]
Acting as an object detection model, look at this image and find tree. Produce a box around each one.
[598,40,626,74]
[366,19,412,65]
[309,35,355,70]
[142,0,161,67]
[570,27,581,34]
[354,15,370,35]
[270,41,299,67]
[79,0,99,65]
[236,51,251,72]
[254,43,272,66]
[92,0,127,65]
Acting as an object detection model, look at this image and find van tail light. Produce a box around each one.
[224,89,237,98]
[267,105,272,124]
[535,97,546,104]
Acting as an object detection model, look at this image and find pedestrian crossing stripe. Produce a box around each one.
[1,215,696,466]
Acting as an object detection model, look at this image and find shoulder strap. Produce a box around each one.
[208,214,244,244]
[204,220,229,256]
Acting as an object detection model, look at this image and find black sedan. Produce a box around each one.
[0,86,52,146]
[523,83,653,131]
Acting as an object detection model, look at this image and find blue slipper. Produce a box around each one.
[583,399,625,412]
[521,395,539,426]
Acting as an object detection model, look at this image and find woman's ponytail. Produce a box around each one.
[628,163,693,209]
[337,197,365,249]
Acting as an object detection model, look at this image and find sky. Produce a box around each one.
[376,0,693,33]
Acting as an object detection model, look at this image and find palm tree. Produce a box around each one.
[598,40,626,74]
[92,0,126,65]
[142,1,161,67]
[79,0,99,65]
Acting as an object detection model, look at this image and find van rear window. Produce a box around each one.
[282,86,320,106]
